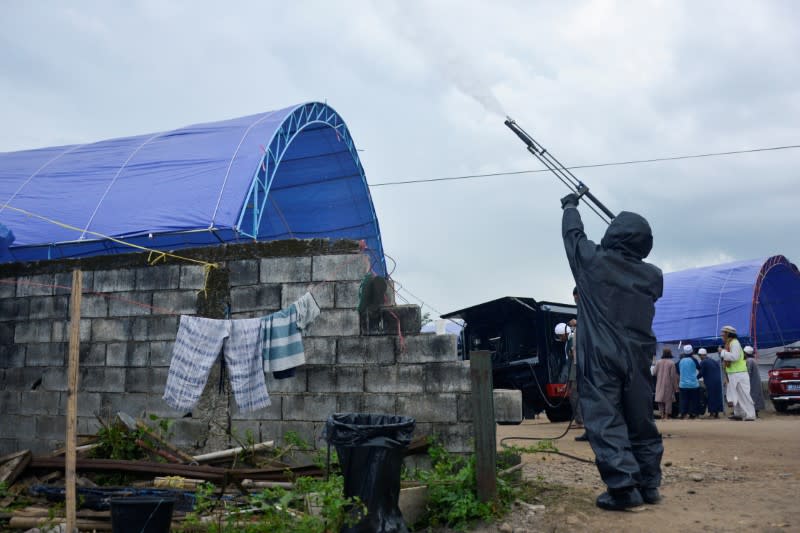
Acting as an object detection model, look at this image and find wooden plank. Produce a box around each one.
[8,516,111,531]
[470,350,497,502]
[0,450,31,486]
[65,268,82,533]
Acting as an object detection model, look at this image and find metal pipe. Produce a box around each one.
[504,117,616,224]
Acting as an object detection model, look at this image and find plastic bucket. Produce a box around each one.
[110,496,175,533]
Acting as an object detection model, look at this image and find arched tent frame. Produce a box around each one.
[0,102,386,274]
[653,255,800,350]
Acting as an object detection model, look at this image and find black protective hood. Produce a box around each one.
[600,211,653,259]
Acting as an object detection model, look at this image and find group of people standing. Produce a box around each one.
[652,325,766,421]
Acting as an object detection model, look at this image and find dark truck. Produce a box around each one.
[441,296,577,422]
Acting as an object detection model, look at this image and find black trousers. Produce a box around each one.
[679,387,701,416]
[579,349,664,490]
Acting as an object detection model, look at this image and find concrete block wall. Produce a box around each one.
[0,240,473,456]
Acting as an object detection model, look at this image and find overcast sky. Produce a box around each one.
[1,1,798,316]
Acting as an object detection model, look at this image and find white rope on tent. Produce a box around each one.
[715,267,736,333]
[0,143,83,214]
[209,110,279,228]
[79,132,162,240]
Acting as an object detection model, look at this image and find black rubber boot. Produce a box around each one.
[574,433,589,442]
[596,487,644,511]
[640,487,661,504]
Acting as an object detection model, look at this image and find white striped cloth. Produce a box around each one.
[262,292,320,372]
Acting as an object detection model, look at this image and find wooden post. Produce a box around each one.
[65,269,82,533]
[470,350,497,502]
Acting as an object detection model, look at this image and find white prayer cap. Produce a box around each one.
[744,346,754,355]
[698,348,708,355]
[721,325,737,335]
[554,323,571,336]
[683,344,693,355]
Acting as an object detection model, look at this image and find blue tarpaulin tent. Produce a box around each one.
[653,255,800,349]
[0,102,386,274]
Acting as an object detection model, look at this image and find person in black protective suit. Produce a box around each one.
[560,193,664,510]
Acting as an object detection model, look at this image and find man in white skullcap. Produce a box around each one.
[718,326,756,421]
[678,345,701,418]
[743,346,766,416]
[698,348,723,417]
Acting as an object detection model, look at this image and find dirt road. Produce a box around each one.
[491,410,800,533]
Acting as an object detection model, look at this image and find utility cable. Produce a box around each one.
[369,143,800,187]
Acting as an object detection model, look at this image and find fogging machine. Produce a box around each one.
[504,117,616,224]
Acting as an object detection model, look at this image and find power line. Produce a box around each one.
[368,143,800,187]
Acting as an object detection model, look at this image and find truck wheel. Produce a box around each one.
[544,403,573,423]
[773,401,788,413]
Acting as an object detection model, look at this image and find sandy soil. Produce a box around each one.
[482,408,800,533]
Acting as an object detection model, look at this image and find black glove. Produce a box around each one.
[560,193,579,209]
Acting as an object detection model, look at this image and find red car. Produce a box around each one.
[768,348,800,413]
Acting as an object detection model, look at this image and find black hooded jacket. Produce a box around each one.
[563,209,663,363]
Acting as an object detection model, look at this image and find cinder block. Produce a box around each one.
[108,292,153,317]
[78,416,102,435]
[365,365,424,394]
[94,269,136,293]
[136,265,180,291]
[0,439,18,455]
[25,342,66,366]
[171,418,210,449]
[398,335,458,364]
[91,318,132,342]
[228,260,260,286]
[281,282,334,309]
[55,271,93,294]
[153,290,198,315]
[105,343,126,366]
[273,420,325,449]
[282,393,338,421]
[53,319,91,343]
[14,320,52,343]
[363,394,398,415]
[261,257,311,283]
[80,294,108,317]
[429,423,473,454]
[80,343,106,366]
[337,336,395,365]
[336,394,364,414]
[0,390,20,414]
[1,368,45,391]
[180,265,207,289]
[81,367,125,393]
[0,277,17,298]
[424,362,471,393]
[0,297,29,319]
[19,391,61,415]
[396,393,457,423]
[307,367,364,394]
[265,369,307,394]
[312,254,368,281]
[233,396,282,421]
[76,392,103,417]
[28,296,69,320]
[132,316,179,341]
[230,421,261,444]
[363,306,421,335]
[146,394,187,419]
[304,337,336,365]
[42,367,67,391]
[0,322,12,345]
[334,281,361,309]
[0,344,25,368]
[126,367,169,394]
[3,415,35,438]
[230,284,281,313]
[457,390,522,424]
[148,341,173,367]
[106,342,149,367]
[16,274,54,297]
[304,310,359,337]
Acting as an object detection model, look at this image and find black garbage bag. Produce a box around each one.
[325,413,415,533]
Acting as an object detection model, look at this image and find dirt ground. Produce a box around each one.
[480,408,800,533]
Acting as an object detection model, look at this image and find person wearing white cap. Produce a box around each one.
[698,348,723,418]
[554,322,584,435]
[718,326,756,421]
[744,346,765,416]
[678,345,701,419]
